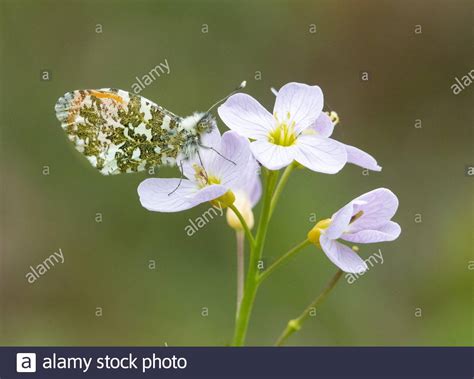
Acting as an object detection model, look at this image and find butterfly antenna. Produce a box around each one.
[205,80,247,114]
[197,149,205,170]
[168,160,185,196]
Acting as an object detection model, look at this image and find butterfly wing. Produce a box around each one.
[55,88,185,175]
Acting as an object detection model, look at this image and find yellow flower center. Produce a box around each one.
[268,112,297,147]
[193,164,220,188]
[193,164,235,208]
[307,210,365,246]
[307,218,332,247]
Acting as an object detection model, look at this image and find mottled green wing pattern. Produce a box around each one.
[55,88,187,175]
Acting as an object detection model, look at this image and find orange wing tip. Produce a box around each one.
[90,90,125,104]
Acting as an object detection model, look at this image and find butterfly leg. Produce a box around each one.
[168,160,185,196]
[196,149,210,185]
[198,144,236,165]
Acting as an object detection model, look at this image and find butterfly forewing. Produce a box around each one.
[55,88,186,175]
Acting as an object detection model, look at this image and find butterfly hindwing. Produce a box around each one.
[55,88,186,175]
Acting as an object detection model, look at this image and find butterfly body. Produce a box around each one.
[55,88,216,175]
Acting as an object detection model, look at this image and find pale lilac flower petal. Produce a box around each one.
[293,135,347,174]
[250,140,296,170]
[225,143,262,229]
[344,144,382,171]
[199,127,224,167]
[308,115,382,172]
[234,150,261,206]
[211,131,253,187]
[190,184,229,206]
[325,202,354,240]
[201,126,222,147]
[181,128,222,180]
[218,93,274,139]
[320,235,368,274]
[274,82,324,133]
[247,167,262,206]
[138,179,228,213]
[181,161,197,182]
[348,188,399,232]
[138,178,198,212]
[311,112,334,138]
[342,221,401,243]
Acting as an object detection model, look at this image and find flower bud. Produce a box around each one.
[307,218,332,247]
[226,192,254,230]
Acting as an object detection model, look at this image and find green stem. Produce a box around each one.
[275,269,344,346]
[269,163,295,218]
[231,170,279,346]
[228,204,255,247]
[257,239,311,284]
[235,231,245,314]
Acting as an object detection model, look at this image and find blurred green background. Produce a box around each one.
[1,0,472,346]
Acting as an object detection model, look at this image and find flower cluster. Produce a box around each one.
[138,81,400,274]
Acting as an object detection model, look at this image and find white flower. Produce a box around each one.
[218,82,347,173]
[308,188,401,273]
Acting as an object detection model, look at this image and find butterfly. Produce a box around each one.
[54,83,245,175]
